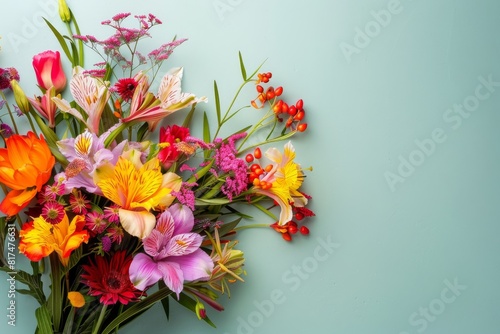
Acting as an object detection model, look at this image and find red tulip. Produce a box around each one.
[32,50,66,92]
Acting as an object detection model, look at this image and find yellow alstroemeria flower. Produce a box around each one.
[95,151,182,239]
[253,142,308,225]
[19,213,89,267]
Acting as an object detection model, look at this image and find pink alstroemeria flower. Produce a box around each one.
[28,86,58,128]
[129,204,214,297]
[57,127,127,195]
[52,66,110,134]
[32,50,67,92]
[121,67,207,132]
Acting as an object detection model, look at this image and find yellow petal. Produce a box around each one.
[118,209,156,239]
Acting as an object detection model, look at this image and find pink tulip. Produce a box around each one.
[32,51,67,92]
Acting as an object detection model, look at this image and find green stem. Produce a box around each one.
[49,253,63,332]
[92,304,108,334]
[25,111,38,135]
[0,90,19,134]
[234,223,269,231]
[213,79,250,139]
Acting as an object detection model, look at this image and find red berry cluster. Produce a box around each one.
[251,72,308,133]
[271,220,310,242]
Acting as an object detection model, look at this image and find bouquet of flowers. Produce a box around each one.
[0,2,315,333]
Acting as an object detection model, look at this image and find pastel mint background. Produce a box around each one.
[1,0,500,333]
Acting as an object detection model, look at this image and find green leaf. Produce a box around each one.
[35,305,53,334]
[137,122,149,142]
[203,112,211,143]
[213,81,221,127]
[252,203,278,220]
[203,112,211,159]
[195,198,231,206]
[64,36,80,67]
[0,267,46,305]
[70,9,85,67]
[43,18,73,65]
[218,217,242,237]
[182,104,197,128]
[158,281,170,321]
[238,51,247,81]
[100,288,173,334]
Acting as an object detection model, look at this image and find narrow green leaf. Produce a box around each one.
[70,9,85,67]
[203,112,211,143]
[100,288,173,334]
[195,198,231,206]
[238,51,247,81]
[158,281,170,320]
[182,104,197,128]
[43,18,73,64]
[203,112,211,159]
[253,203,278,220]
[67,37,80,67]
[214,81,221,126]
[137,122,149,142]
[0,267,46,305]
[35,305,53,334]
[218,217,242,237]
[223,125,251,143]
[247,59,267,81]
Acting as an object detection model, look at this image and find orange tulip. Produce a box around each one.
[19,213,89,266]
[0,132,55,216]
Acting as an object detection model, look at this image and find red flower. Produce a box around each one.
[158,125,190,169]
[81,250,142,305]
[32,50,67,92]
[112,77,138,101]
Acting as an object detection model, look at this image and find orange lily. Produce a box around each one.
[0,132,55,216]
[19,213,89,266]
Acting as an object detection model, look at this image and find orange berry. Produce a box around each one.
[275,86,283,96]
[282,232,292,242]
[265,164,273,172]
[254,147,262,159]
[288,225,298,234]
[245,154,254,163]
[266,89,275,100]
[256,85,264,93]
[295,212,304,220]
[288,105,297,116]
[297,123,308,132]
[294,110,305,121]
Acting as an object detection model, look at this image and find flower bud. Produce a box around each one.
[10,80,30,114]
[58,0,71,23]
[33,51,67,92]
[195,301,206,320]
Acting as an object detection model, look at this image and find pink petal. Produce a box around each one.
[164,232,203,257]
[169,249,214,282]
[168,203,194,234]
[157,261,184,297]
[129,253,162,291]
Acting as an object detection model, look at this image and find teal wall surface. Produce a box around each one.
[0,1,499,333]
